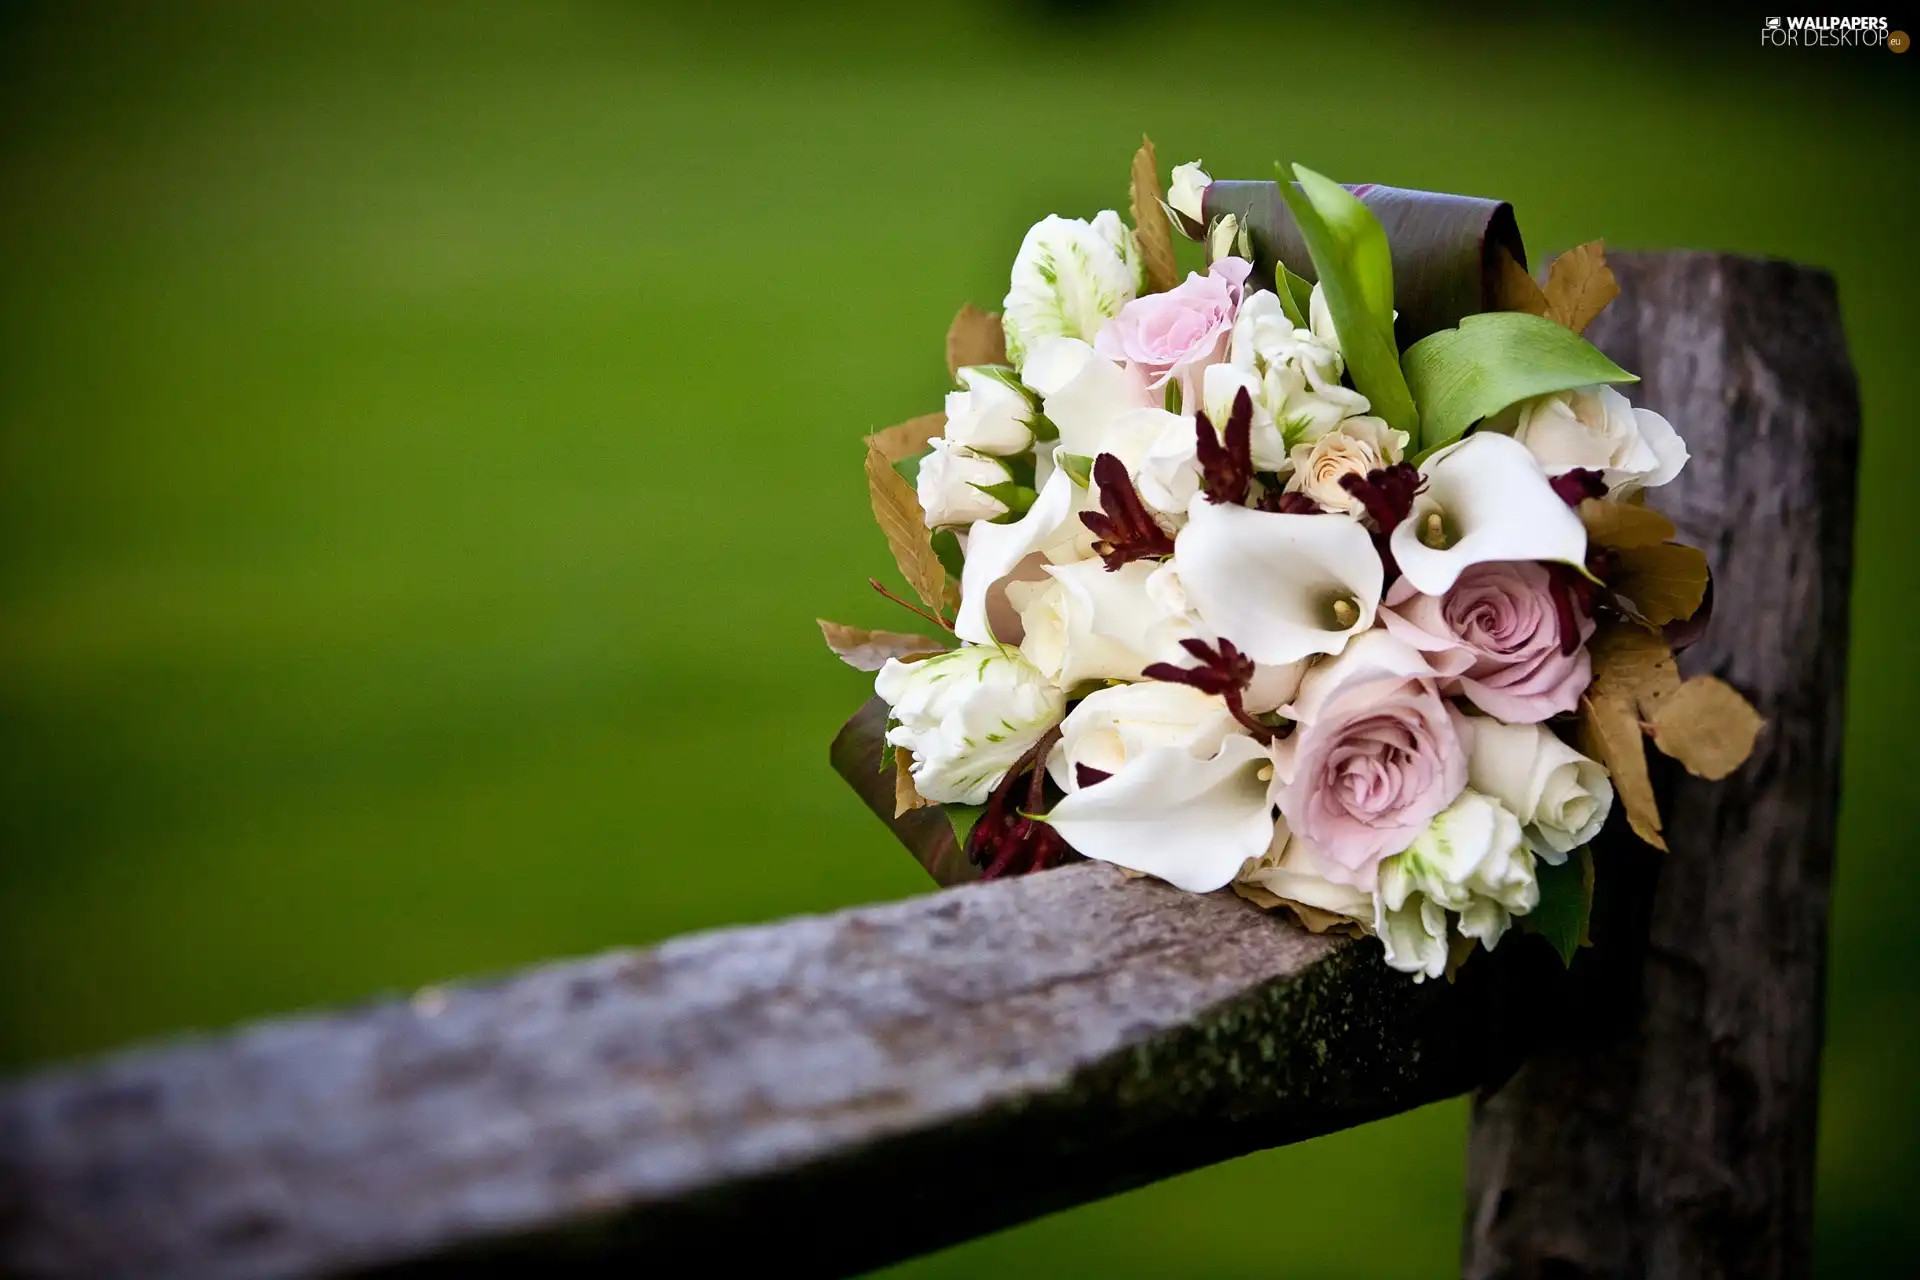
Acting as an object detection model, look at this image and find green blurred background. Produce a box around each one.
[1,1,1914,1273]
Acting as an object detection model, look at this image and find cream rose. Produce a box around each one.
[1285,415,1409,514]
[1046,681,1236,792]
[1462,717,1614,860]
[916,438,1011,528]
[1506,384,1688,497]
[944,366,1037,456]
[1166,160,1211,229]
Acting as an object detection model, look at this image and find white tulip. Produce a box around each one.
[1002,211,1144,371]
[1390,431,1588,597]
[1167,160,1211,227]
[1286,415,1410,515]
[954,466,1076,645]
[1045,732,1277,892]
[1505,385,1688,498]
[1375,788,1539,980]
[1172,496,1383,666]
[875,646,1064,805]
[1007,558,1195,688]
[1046,681,1237,792]
[944,366,1037,456]
[1463,717,1614,862]
[917,438,1012,528]
[1237,820,1375,922]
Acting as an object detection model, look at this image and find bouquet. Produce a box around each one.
[820,141,1762,981]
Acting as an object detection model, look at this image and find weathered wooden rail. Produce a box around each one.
[0,253,1857,1278]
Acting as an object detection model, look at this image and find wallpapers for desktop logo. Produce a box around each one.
[1759,15,1899,48]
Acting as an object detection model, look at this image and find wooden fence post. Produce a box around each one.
[1462,254,1860,1278]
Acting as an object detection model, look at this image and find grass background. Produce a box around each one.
[1,2,1914,1272]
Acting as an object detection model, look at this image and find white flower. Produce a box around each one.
[1007,558,1196,688]
[1172,496,1383,666]
[1206,212,1244,265]
[1308,282,1340,350]
[1167,161,1211,227]
[954,466,1077,645]
[1375,788,1539,980]
[1504,385,1688,498]
[1390,431,1589,596]
[1236,820,1374,921]
[917,438,1012,528]
[1046,681,1236,792]
[874,646,1064,805]
[945,367,1036,456]
[1463,717,1614,862]
[1286,415,1409,514]
[1002,212,1144,371]
[1045,732,1276,893]
[1215,291,1371,465]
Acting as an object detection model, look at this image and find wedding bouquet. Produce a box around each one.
[820,141,1761,981]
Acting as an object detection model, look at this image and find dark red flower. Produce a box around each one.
[1080,453,1175,570]
[1141,636,1274,745]
[1550,467,1608,507]
[1196,386,1255,506]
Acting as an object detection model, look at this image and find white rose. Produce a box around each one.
[1006,558,1196,689]
[1464,718,1614,861]
[1220,291,1371,463]
[1506,385,1688,497]
[1046,681,1236,791]
[1375,788,1539,979]
[1167,160,1211,227]
[1002,211,1144,371]
[875,646,1064,805]
[945,366,1036,456]
[1237,820,1374,921]
[1285,415,1409,514]
[1205,212,1245,265]
[917,438,1011,528]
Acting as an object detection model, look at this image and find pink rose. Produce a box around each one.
[1095,257,1251,392]
[1275,633,1468,889]
[1380,562,1593,724]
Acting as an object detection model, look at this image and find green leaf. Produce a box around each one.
[1526,847,1594,966]
[1277,163,1420,444]
[1058,453,1094,487]
[973,480,1039,520]
[1402,311,1638,456]
[893,449,928,488]
[1163,379,1183,414]
[929,527,965,580]
[1276,263,1314,329]
[945,802,985,853]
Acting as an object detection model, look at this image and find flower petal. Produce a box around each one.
[956,467,1075,644]
[1391,431,1587,596]
[1173,497,1383,666]
[1045,734,1276,892]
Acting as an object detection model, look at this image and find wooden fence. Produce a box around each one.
[0,252,1859,1278]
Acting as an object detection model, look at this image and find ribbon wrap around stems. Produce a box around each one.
[1203,180,1525,348]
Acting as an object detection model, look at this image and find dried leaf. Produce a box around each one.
[1589,622,1682,715]
[1648,676,1765,780]
[1612,542,1710,626]
[1579,498,1676,549]
[816,619,948,672]
[1542,240,1620,334]
[1444,930,1479,983]
[1492,243,1548,316]
[1580,692,1666,851]
[1130,135,1179,294]
[894,746,933,818]
[867,412,947,465]
[864,441,948,610]
[946,304,1008,377]
[1230,881,1366,935]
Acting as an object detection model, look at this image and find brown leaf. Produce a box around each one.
[867,412,947,464]
[1648,676,1765,780]
[893,746,933,818]
[1579,498,1677,549]
[1230,880,1366,936]
[1612,542,1710,626]
[1492,243,1549,316]
[1542,240,1620,334]
[1589,622,1682,715]
[1129,135,1179,295]
[816,619,949,672]
[1445,930,1479,984]
[946,304,1008,377]
[864,441,948,610]
[1580,692,1666,851]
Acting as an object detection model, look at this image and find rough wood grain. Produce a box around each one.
[1463,253,1858,1278]
[0,860,1544,1279]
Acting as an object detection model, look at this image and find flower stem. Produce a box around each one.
[866,578,954,632]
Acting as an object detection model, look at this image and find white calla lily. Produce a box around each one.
[1045,732,1276,892]
[955,466,1075,645]
[1046,682,1237,792]
[1390,431,1588,597]
[1172,496,1383,666]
